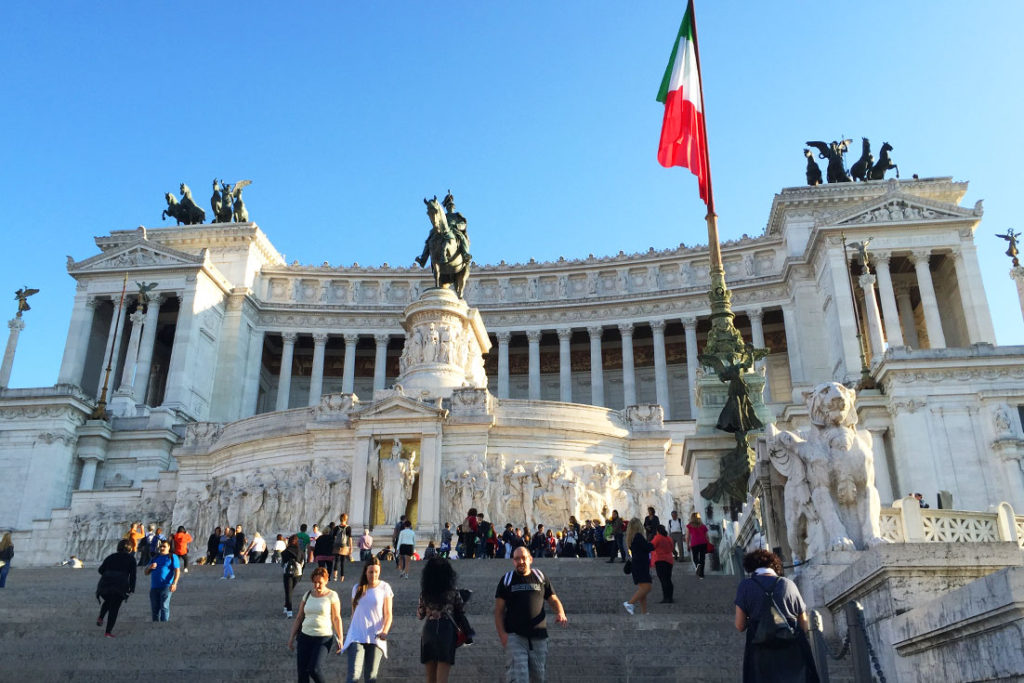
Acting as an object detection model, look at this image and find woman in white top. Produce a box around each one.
[342,557,393,682]
[397,521,416,579]
[288,567,343,683]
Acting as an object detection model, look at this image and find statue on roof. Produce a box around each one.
[806,139,852,183]
[803,149,822,186]
[415,191,472,298]
[14,287,39,317]
[162,183,207,225]
[997,228,1020,267]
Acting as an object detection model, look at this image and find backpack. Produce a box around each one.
[750,577,797,648]
[284,555,304,578]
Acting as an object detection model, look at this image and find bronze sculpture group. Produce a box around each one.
[161,179,252,226]
[804,137,898,185]
[414,190,472,298]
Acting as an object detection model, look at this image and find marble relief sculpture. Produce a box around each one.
[765,382,888,563]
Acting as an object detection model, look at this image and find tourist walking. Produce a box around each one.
[206,526,222,565]
[734,549,819,683]
[273,534,287,564]
[282,535,305,618]
[246,531,268,564]
[144,539,180,621]
[234,525,247,564]
[643,507,660,541]
[440,523,452,558]
[0,532,13,588]
[687,512,710,579]
[495,547,569,683]
[606,511,626,562]
[314,527,336,572]
[417,557,466,683]
[667,511,685,560]
[333,514,353,581]
[172,525,193,573]
[139,524,155,567]
[358,528,374,562]
[651,524,674,603]
[397,520,415,579]
[623,518,654,615]
[342,558,393,682]
[288,567,344,683]
[220,527,236,579]
[95,539,137,637]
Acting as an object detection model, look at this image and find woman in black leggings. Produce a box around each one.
[95,539,137,637]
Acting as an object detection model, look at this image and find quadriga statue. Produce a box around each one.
[765,382,887,563]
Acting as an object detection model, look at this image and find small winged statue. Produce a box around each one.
[14,287,39,317]
[136,281,159,308]
[997,228,1020,267]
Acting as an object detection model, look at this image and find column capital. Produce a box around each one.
[649,319,667,334]
[129,310,146,325]
[496,331,512,344]
[909,249,932,265]
[1011,266,1024,283]
[872,250,892,267]
[681,315,697,329]
[84,296,98,309]
[8,317,26,332]
[526,330,542,343]
[312,332,329,345]
[746,308,763,322]
[556,328,572,342]
[343,333,360,345]
[373,333,390,345]
[586,325,604,338]
[858,273,877,289]
[281,332,298,345]
[617,322,634,336]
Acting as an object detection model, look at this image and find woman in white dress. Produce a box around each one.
[342,558,393,682]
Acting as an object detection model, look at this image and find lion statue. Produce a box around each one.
[765,382,887,563]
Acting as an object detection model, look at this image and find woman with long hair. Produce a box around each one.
[734,549,819,682]
[282,535,305,618]
[651,524,675,603]
[687,512,710,579]
[206,525,222,565]
[623,517,654,615]
[342,558,393,682]
[95,539,137,636]
[288,567,344,683]
[397,521,415,579]
[0,531,12,588]
[417,557,466,683]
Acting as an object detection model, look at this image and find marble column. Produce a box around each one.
[57,292,96,386]
[587,326,604,407]
[96,298,129,398]
[748,308,769,401]
[1013,267,1024,324]
[828,247,864,377]
[373,334,390,392]
[951,248,982,343]
[619,323,636,407]
[276,332,297,411]
[116,310,147,392]
[859,273,886,358]
[867,428,895,506]
[557,328,572,403]
[526,330,542,400]
[78,458,100,491]
[872,253,905,347]
[780,307,805,385]
[132,297,163,406]
[241,328,265,417]
[909,250,946,348]
[162,283,198,412]
[309,333,328,406]
[497,332,511,399]
[650,320,670,418]
[955,241,996,343]
[0,317,25,389]
[683,317,699,418]
[894,283,920,348]
[342,333,359,395]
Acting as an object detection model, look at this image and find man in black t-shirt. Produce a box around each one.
[494,547,568,682]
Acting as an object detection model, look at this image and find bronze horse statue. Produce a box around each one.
[415,196,470,298]
[868,142,898,180]
[850,138,874,182]
[162,183,207,225]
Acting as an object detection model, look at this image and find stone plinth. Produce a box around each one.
[396,288,491,398]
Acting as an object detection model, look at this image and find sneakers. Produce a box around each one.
[286,610,294,618]
[229,575,236,580]
[96,617,103,627]
[104,633,115,638]
[283,607,289,617]
[623,602,635,616]
[183,568,189,573]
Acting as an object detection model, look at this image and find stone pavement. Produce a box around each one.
[0,556,748,682]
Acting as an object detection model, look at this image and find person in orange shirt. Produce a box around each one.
[650,524,675,603]
[171,526,193,574]
[127,522,145,559]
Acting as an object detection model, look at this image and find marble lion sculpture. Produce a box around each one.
[766,382,887,563]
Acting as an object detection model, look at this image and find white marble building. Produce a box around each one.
[2,176,1023,564]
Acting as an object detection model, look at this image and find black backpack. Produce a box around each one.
[750,577,797,648]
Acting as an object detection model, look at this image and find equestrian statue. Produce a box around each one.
[414,191,472,299]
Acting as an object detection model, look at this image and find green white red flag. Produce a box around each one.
[657,0,710,204]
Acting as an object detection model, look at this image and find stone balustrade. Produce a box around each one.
[880,497,1023,548]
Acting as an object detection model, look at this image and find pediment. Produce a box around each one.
[824,192,981,228]
[69,239,203,273]
[353,395,446,423]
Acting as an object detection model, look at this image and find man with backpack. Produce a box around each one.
[331,514,352,581]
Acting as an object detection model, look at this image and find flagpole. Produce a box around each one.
[688,0,745,361]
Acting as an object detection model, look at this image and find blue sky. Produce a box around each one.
[3,2,1023,388]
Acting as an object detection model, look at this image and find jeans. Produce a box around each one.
[149,586,172,621]
[296,632,333,683]
[346,642,383,682]
[223,554,235,578]
[505,633,548,683]
[0,563,9,588]
[582,542,594,558]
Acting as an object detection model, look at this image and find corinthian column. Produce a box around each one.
[872,253,904,347]
[557,328,572,402]
[373,334,390,391]
[894,283,920,348]
[587,326,604,407]
[276,332,297,411]
[683,317,698,418]
[116,310,147,393]
[619,323,636,407]
[342,333,359,394]
[132,296,163,406]
[858,273,886,358]
[0,317,25,389]
[527,330,542,400]
[909,250,946,348]
[497,332,511,399]
[650,320,670,419]
[96,299,129,398]
[57,291,96,387]
[309,333,328,406]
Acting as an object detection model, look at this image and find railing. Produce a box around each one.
[809,602,887,683]
[879,499,1023,548]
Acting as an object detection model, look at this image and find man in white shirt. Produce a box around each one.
[667,511,686,560]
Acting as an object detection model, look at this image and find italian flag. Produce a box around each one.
[656,0,710,204]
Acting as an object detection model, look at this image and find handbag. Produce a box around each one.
[623,559,632,574]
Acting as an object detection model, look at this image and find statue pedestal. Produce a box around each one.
[396,288,491,399]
